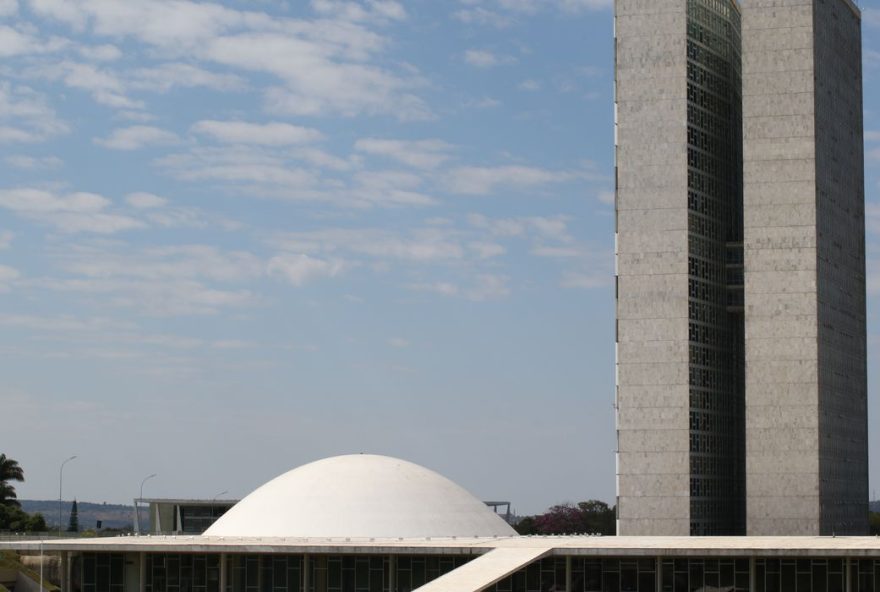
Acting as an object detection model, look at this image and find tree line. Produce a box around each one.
[0,453,47,532]
[514,500,616,535]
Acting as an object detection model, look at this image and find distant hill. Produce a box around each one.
[18,500,137,531]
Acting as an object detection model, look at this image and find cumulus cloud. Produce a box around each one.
[0,264,19,292]
[78,43,122,61]
[4,155,63,169]
[125,192,168,209]
[130,63,246,93]
[95,125,180,150]
[157,144,436,208]
[274,227,465,262]
[561,270,612,289]
[354,138,454,169]
[0,82,69,143]
[310,0,407,23]
[453,7,511,28]
[192,120,323,145]
[0,187,144,233]
[454,0,610,27]
[446,165,575,195]
[267,253,345,286]
[35,60,141,109]
[409,274,510,301]
[34,243,263,315]
[596,189,615,205]
[463,49,512,68]
[29,0,431,120]
[0,0,16,16]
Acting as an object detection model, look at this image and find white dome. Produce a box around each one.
[204,454,516,539]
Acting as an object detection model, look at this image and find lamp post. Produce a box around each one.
[58,456,77,537]
[137,473,157,534]
[212,490,228,523]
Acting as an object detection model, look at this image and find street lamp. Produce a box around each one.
[212,490,228,522]
[58,456,77,537]
[137,474,157,535]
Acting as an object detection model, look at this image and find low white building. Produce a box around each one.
[3,455,880,592]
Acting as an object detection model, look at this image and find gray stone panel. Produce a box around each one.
[615,0,691,536]
[742,0,867,535]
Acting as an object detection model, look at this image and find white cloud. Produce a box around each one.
[0,0,17,16]
[0,230,12,249]
[464,49,512,68]
[4,155,63,169]
[62,244,262,283]
[34,243,263,315]
[557,0,612,11]
[518,79,541,91]
[387,337,410,348]
[467,273,510,300]
[866,131,880,142]
[408,281,460,296]
[130,63,246,93]
[596,189,615,205]
[158,145,436,208]
[446,165,574,195]
[0,264,19,291]
[275,227,465,262]
[469,241,506,258]
[36,61,141,109]
[267,253,345,286]
[0,82,69,143]
[125,192,168,209]
[0,25,68,57]
[454,7,511,27]
[412,274,510,301]
[467,213,572,240]
[355,138,454,169]
[465,96,501,109]
[78,43,122,61]
[0,187,144,233]
[561,270,611,289]
[95,125,180,150]
[159,146,318,189]
[28,0,432,120]
[311,0,406,23]
[192,120,323,145]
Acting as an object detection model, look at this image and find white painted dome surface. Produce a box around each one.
[204,454,517,539]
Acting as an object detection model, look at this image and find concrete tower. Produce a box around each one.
[614,0,866,536]
[615,0,745,536]
[742,0,867,536]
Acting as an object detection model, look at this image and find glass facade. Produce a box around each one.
[685,0,745,536]
[77,553,880,592]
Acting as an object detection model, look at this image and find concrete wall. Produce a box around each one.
[615,0,691,536]
[812,0,868,535]
[742,0,867,535]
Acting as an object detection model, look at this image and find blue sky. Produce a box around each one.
[0,0,878,515]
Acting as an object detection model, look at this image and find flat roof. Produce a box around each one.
[138,499,239,505]
[5,536,880,558]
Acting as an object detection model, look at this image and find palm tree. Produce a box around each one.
[0,454,25,508]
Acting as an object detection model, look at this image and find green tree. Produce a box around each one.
[0,504,47,532]
[513,516,537,535]
[0,454,25,508]
[67,499,79,533]
[870,512,880,536]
